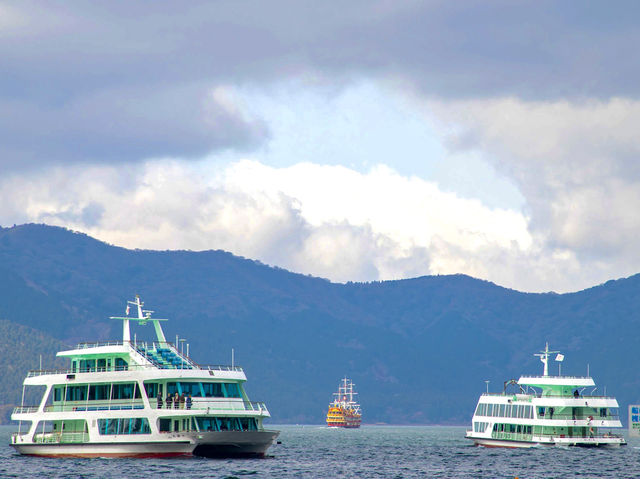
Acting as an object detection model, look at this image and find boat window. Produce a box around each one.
[239,417,258,431]
[202,382,224,397]
[159,418,171,432]
[79,359,96,372]
[194,417,257,431]
[98,418,151,435]
[473,421,488,433]
[196,417,218,431]
[220,417,238,431]
[65,385,88,402]
[88,384,110,401]
[97,358,107,371]
[115,357,128,371]
[499,404,505,417]
[144,382,160,399]
[178,382,202,397]
[224,383,241,398]
[111,383,141,400]
[505,404,512,418]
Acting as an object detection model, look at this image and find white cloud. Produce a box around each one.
[429,97,640,262]
[0,159,542,287]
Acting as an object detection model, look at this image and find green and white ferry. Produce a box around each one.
[466,343,626,448]
[10,296,279,457]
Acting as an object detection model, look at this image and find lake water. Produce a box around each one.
[0,425,639,478]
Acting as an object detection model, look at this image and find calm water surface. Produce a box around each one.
[0,425,639,478]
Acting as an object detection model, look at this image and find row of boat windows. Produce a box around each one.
[473,422,489,433]
[54,383,142,402]
[72,358,128,372]
[146,382,242,399]
[493,423,533,434]
[53,381,243,402]
[97,418,151,435]
[475,403,534,419]
[158,417,258,432]
[38,416,257,435]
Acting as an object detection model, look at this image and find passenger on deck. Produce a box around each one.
[174,392,180,409]
[180,393,186,409]
[186,394,192,410]
[157,395,163,409]
[166,393,173,409]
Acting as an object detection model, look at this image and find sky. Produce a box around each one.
[2,1,640,293]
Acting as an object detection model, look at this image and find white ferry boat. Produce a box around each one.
[10,296,279,457]
[466,344,626,448]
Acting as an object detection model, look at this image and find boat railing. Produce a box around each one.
[42,400,145,413]
[12,406,38,414]
[519,375,592,380]
[76,340,126,349]
[537,413,620,421]
[535,431,624,439]
[200,364,244,372]
[16,399,268,414]
[10,433,29,444]
[154,399,268,413]
[26,363,244,377]
[75,340,198,367]
[481,392,618,400]
[490,430,623,442]
[33,431,89,444]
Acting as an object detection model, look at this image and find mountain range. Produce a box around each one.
[0,223,639,425]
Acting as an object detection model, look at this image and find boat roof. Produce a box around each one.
[27,295,246,383]
[518,375,595,387]
[518,342,595,386]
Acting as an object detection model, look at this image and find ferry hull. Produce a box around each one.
[467,435,626,449]
[11,441,194,458]
[468,437,546,449]
[11,430,280,458]
[192,430,280,458]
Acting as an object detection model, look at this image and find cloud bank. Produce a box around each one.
[3,1,640,170]
[0,159,541,287]
[2,1,640,293]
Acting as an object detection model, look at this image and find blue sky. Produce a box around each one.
[236,80,525,210]
[1,1,640,292]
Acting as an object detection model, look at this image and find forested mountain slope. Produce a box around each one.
[0,224,638,424]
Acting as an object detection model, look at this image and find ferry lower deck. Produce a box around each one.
[12,430,280,458]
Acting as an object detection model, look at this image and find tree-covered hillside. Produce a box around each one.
[0,224,639,425]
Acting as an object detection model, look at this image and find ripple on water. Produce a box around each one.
[0,426,636,478]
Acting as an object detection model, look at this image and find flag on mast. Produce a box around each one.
[555,353,564,362]
[125,304,130,316]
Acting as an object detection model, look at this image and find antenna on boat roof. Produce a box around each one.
[110,295,169,344]
[534,342,559,377]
